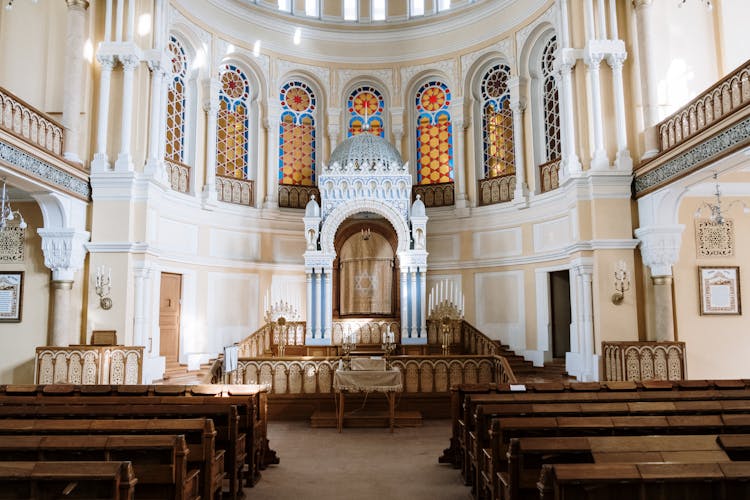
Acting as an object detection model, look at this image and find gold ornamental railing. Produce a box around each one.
[34,346,144,385]
[0,86,64,159]
[478,173,516,206]
[278,184,319,209]
[412,182,455,207]
[602,341,687,382]
[165,158,191,194]
[216,174,254,206]
[657,60,750,154]
[539,158,561,193]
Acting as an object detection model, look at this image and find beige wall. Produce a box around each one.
[673,193,750,379]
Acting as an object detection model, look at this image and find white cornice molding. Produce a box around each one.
[428,238,639,271]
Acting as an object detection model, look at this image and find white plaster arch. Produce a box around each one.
[319,198,411,255]
[219,53,269,108]
[340,78,392,139]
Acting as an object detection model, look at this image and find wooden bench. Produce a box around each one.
[537,461,750,500]
[0,401,243,499]
[0,382,278,484]
[0,461,137,499]
[500,434,732,500]
[0,418,222,500]
[0,434,199,500]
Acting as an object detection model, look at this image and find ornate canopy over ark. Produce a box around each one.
[303,131,428,345]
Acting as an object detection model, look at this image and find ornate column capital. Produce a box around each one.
[201,77,221,113]
[633,0,653,9]
[606,52,627,70]
[119,54,140,71]
[584,51,604,69]
[634,225,685,277]
[96,54,116,71]
[37,228,90,281]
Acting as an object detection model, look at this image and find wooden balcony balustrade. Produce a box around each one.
[164,158,191,194]
[602,341,687,381]
[412,182,455,207]
[478,172,516,206]
[538,158,561,193]
[0,86,64,160]
[216,174,254,206]
[278,184,319,209]
[34,345,144,385]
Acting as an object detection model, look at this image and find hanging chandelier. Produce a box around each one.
[694,172,749,225]
[678,0,712,10]
[0,178,27,231]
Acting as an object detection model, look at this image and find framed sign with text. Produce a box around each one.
[699,266,741,315]
[0,271,23,322]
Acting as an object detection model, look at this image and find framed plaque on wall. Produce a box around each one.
[0,271,23,322]
[699,266,741,315]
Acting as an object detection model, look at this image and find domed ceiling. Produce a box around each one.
[329,132,403,169]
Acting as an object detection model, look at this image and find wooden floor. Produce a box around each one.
[310,410,423,428]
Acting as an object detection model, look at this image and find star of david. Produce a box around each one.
[354,272,378,295]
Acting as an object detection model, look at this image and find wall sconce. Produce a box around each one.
[611,260,631,305]
[95,266,112,310]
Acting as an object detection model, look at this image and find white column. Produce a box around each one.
[145,61,167,182]
[306,271,314,339]
[584,52,608,170]
[508,79,529,205]
[202,77,220,207]
[558,55,582,178]
[583,0,596,40]
[264,107,281,207]
[91,55,116,172]
[38,228,90,347]
[400,270,408,339]
[324,266,333,341]
[410,270,418,338]
[607,53,633,171]
[607,0,619,40]
[115,0,124,42]
[104,0,112,41]
[580,268,595,381]
[451,109,468,209]
[126,0,135,41]
[634,0,660,157]
[419,270,427,337]
[596,0,607,39]
[61,0,89,164]
[316,270,323,338]
[115,54,139,172]
[327,108,341,152]
[133,265,151,347]
[634,225,685,342]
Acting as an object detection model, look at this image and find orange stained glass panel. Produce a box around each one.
[417,114,452,185]
[280,117,315,186]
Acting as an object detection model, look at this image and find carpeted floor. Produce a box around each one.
[247,420,470,500]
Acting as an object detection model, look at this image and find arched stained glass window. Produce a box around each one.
[415,81,453,185]
[481,64,514,179]
[542,36,561,161]
[216,64,250,179]
[347,86,385,137]
[279,81,317,186]
[165,36,187,163]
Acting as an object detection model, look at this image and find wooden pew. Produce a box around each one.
[536,461,750,500]
[0,383,278,484]
[0,461,138,500]
[0,435,199,500]
[0,401,242,499]
[0,418,222,500]
[500,434,731,500]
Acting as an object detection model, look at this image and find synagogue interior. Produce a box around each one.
[1,0,750,498]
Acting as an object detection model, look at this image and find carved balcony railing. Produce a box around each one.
[224,354,515,393]
[539,158,561,193]
[237,322,306,358]
[0,86,64,159]
[412,182,455,207]
[478,173,516,206]
[635,59,750,197]
[278,184,319,209]
[216,174,254,206]
[34,346,144,385]
[164,158,191,194]
[602,341,687,382]
[657,60,750,154]
[331,319,400,345]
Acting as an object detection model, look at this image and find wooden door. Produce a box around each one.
[550,270,572,359]
[159,272,182,363]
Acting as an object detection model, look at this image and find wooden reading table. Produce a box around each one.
[333,365,403,433]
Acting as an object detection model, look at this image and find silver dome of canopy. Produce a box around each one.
[328,132,403,171]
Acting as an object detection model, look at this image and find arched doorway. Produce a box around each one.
[333,215,399,318]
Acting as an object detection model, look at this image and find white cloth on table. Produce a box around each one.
[333,369,403,393]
